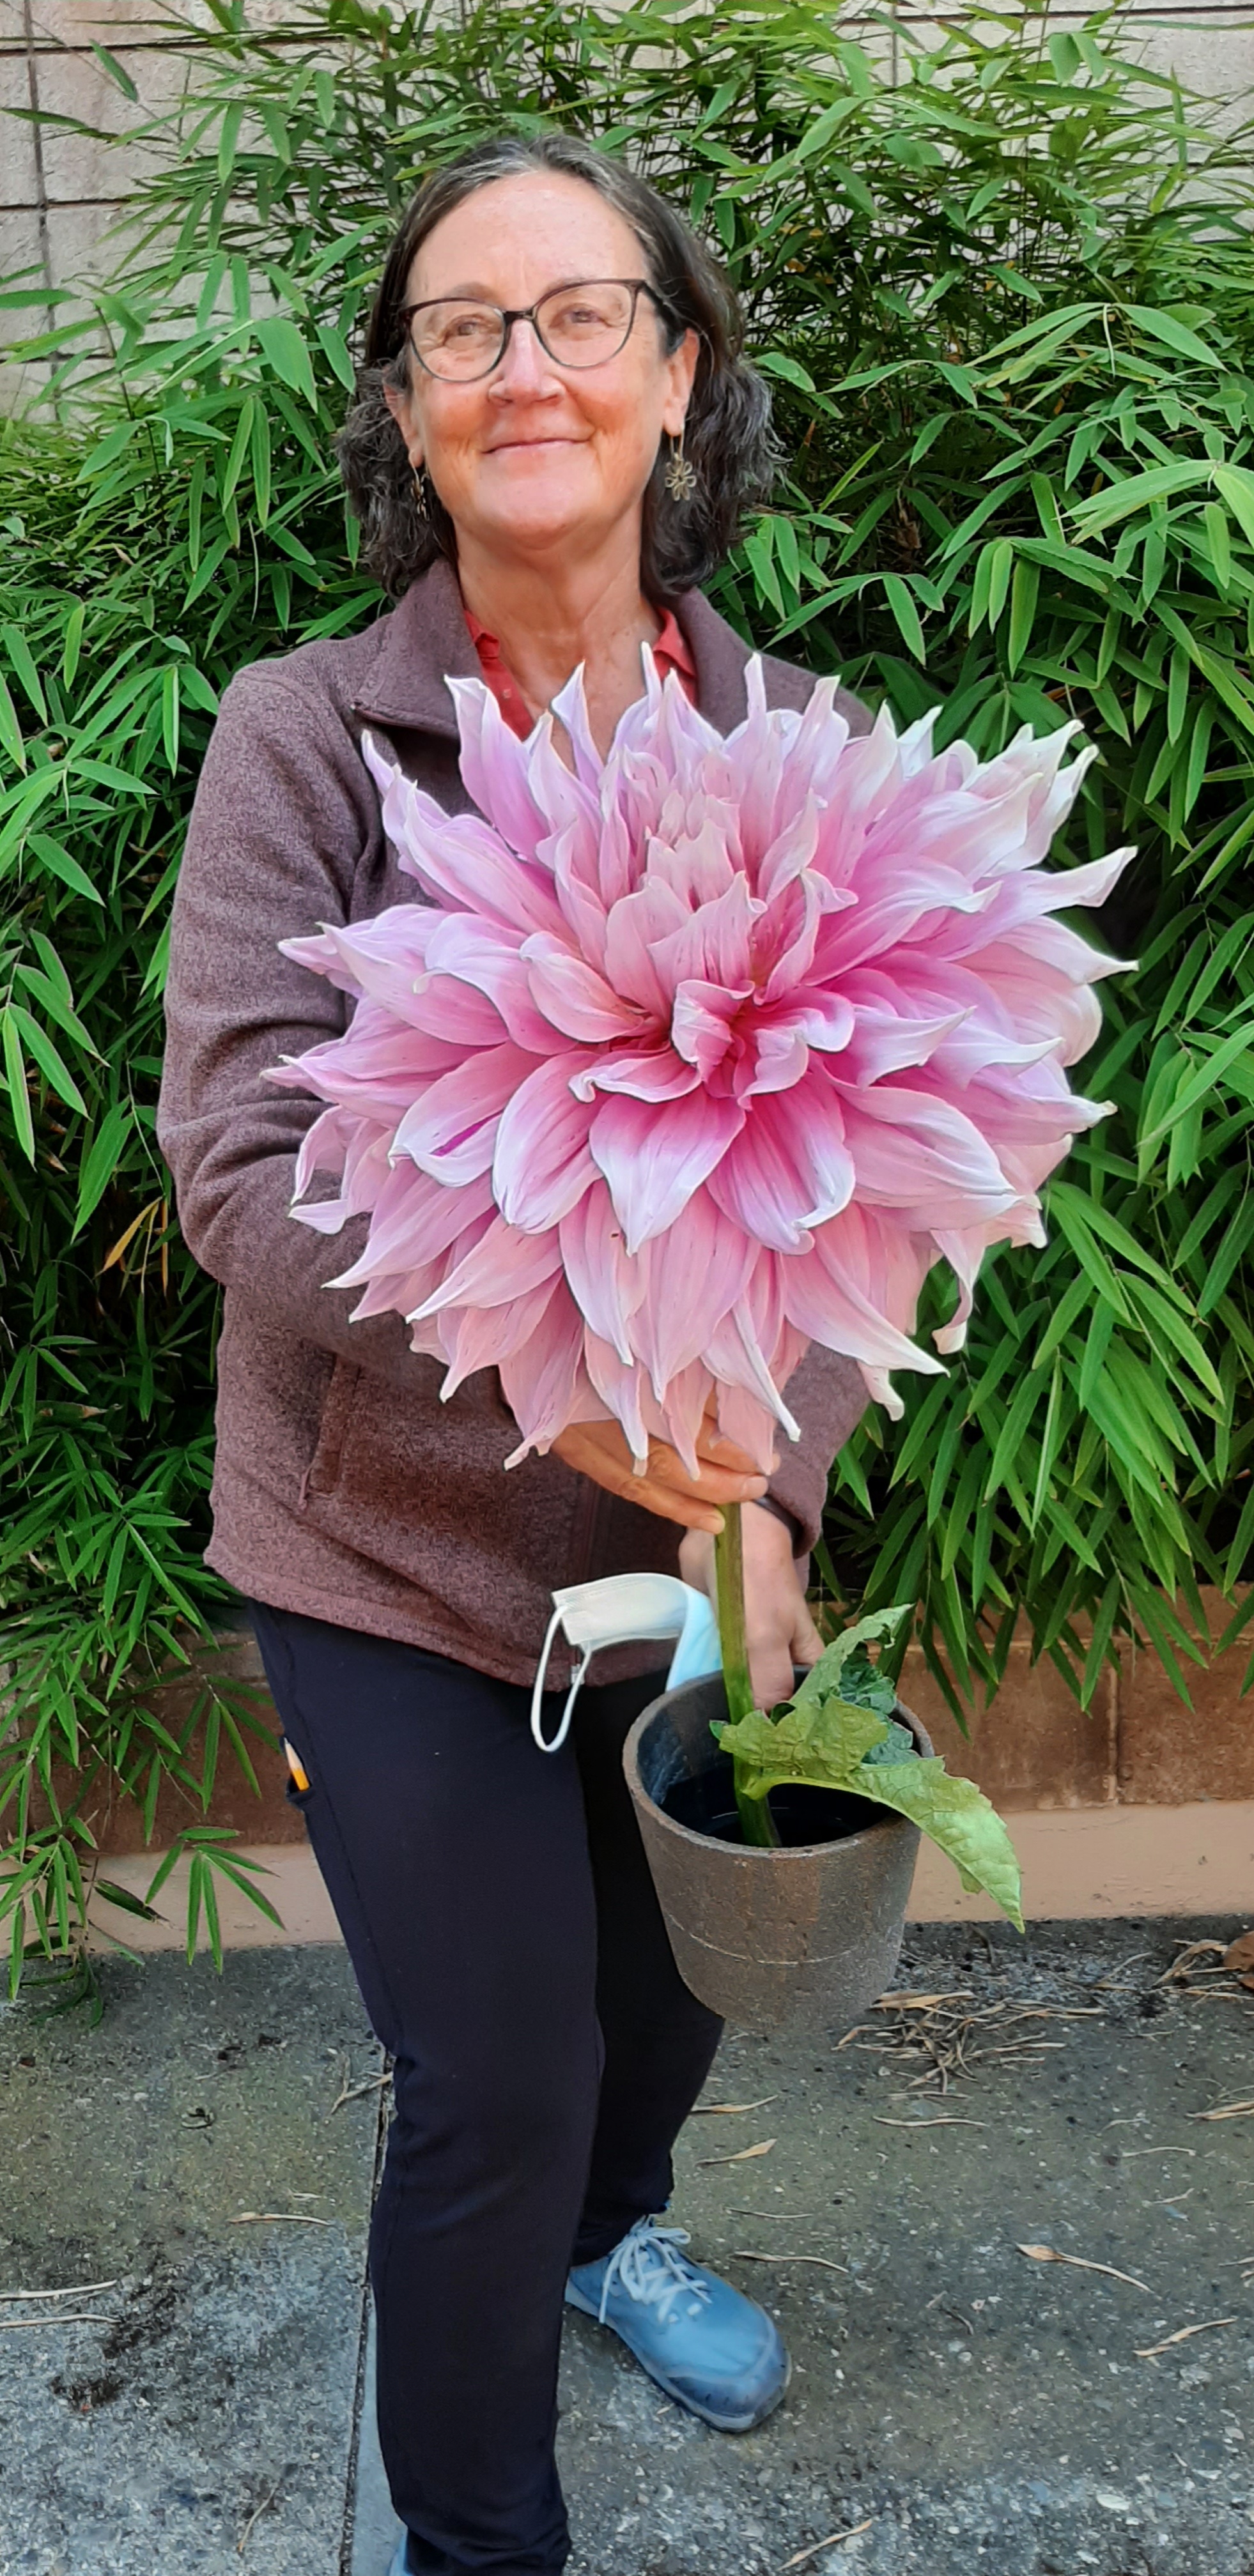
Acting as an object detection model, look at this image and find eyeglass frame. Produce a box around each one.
[394,277,676,381]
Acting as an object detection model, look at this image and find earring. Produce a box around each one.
[411,464,430,521]
[663,427,697,503]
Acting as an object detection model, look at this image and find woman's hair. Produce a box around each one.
[336,130,776,602]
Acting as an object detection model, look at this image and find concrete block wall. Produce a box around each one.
[54,1598,1253,1942]
[4,0,1253,368]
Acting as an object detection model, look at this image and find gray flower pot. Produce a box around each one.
[623,1673,933,2035]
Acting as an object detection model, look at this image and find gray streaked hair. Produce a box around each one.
[336,130,776,602]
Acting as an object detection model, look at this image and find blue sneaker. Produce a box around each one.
[565,2216,790,2432]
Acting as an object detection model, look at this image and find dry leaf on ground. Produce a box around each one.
[689,2096,779,2116]
[229,2211,336,2226]
[0,2280,117,2301]
[1016,2243,1151,2292]
[873,2115,986,2129]
[0,2314,114,2330]
[733,2251,848,2271]
[1221,1930,1254,1974]
[779,2521,874,2570]
[697,2137,777,2167]
[1135,2318,1235,2358]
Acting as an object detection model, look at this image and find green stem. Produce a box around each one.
[714,1503,780,1849]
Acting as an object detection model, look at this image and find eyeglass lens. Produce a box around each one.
[409,281,639,380]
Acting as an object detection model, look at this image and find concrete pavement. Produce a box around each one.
[1,1921,1251,2575]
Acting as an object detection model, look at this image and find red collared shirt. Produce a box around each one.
[465,606,697,738]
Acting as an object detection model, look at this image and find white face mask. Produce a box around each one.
[530,1573,720,1753]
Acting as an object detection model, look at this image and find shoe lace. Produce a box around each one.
[595,2218,713,2328]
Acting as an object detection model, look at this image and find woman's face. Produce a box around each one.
[383,171,699,572]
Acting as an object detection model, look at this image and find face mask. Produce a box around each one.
[530,1572,721,1752]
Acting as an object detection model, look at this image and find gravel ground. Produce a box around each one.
[1,1920,1251,2576]
[0,1946,380,2576]
[556,1918,1254,2576]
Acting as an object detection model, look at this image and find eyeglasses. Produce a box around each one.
[396,278,664,383]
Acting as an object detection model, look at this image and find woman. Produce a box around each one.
[159,132,871,2576]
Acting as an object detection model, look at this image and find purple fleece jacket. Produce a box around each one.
[157,558,871,1688]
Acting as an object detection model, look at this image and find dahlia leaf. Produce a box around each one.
[839,1760,1025,1931]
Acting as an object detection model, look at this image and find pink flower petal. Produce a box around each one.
[425,914,563,1053]
[584,1330,652,1462]
[651,871,761,997]
[571,1043,700,1105]
[603,881,690,1016]
[559,1183,644,1362]
[492,1054,599,1231]
[499,1279,590,1458]
[670,977,749,1081]
[329,1165,495,1287]
[624,1191,756,1393]
[445,678,550,861]
[834,1078,1016,1222]
[438,1275,572,1398]
[391,1042,534,1184]
[591,1087,746,1254]
[708,1077,853,1248]
[521,933,651,1044]
[412,1211,564,1317]
[281,908,440,1022]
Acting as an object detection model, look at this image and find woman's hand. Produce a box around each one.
[550,1405,770,1535]
[679,1505,823,1709]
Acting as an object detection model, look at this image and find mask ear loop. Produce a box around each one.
[530,1608,592,1754]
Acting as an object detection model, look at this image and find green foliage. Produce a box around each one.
[716,1616,1025,1928]
[1,0,1252,1993]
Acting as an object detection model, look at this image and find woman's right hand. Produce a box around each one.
[550,1403,772,1534]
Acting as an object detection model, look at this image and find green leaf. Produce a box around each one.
[1,623,48,722]
[27,831,102,905]
[1007,557,1040,675]
[849,1759,1023,1929]
[792,1606,913,1705]
[93,1880,160,1920]
[0,670,26,772]
[88,42,139,101]
[987,538,1014,630]
[1072,464,1205,535]
[1,1009,35,1162]
[74,1101,132,1234]
[1202,500,1232,592]
[7,1006,87,1116]
[1212,464,1254,551]
[757,351,817,394]
[255,315,318,409]
[720,1677,1023,1929]
[1124,305,1223,368]
[883,573,925,662]
[718,1694,890,1784]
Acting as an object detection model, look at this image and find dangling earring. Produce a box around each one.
[663,426,697,503]
[411,464,430,521]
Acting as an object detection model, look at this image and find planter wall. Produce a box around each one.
[45,1588,1252,1867]
[903,1588,1253,1813]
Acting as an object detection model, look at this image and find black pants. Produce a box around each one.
[247,1604,722,2576]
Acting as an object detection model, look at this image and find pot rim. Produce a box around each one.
[624,1680,931,1864]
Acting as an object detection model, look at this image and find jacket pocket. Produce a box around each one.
[300,1356,361,1504]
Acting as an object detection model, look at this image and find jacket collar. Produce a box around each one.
[350,554,764,738]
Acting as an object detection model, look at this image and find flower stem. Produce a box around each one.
[714,1503,780,1850]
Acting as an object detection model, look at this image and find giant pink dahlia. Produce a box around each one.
[270,659,1129,1473]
